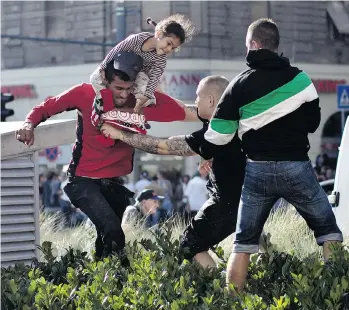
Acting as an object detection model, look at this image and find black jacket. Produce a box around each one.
[205,49,321,161]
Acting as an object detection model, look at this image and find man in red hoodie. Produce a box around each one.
[15,52,198,265]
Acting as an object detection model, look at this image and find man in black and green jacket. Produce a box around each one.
[205,18,343,292]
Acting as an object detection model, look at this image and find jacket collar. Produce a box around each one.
[246,49,290,70]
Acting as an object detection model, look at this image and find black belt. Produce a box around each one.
[68,175,123,186]
[99,177,124,187]
[69,176,134,198]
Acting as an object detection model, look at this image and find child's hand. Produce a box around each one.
[101,124,122,140]
[134,95,149,113]
[100,70,108,86]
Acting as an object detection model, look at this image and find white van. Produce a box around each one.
[328,117,349,235]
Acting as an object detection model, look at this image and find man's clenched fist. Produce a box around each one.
[15,122,35,147]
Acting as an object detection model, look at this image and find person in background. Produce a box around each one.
[122,176,136,204]
[39,173,46,208]
[59,175,88,226]
[134,171,151,194]
[185,173,208,218]
[43,171,55,209]
[123,176,135,193]
[152,171,174,224]
[50,172,61,208]
[145,175,166,196]
[173,174,190,215]
[121,189,164,232]
[315,153,334,181]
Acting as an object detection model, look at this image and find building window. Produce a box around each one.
[189,1,208,33]
[141,1,171,31]
[327,12,338,40]
[250,2,269,21]
[45,1,66,38]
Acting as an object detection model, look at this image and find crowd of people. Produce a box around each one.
[39,166,210,231]
[123,170,208,224]
[39,171,87,226]
[314,153,335,182]
[39,153,331,230]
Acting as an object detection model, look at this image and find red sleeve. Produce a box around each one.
[25,84,87,127]
[143,92,186,122]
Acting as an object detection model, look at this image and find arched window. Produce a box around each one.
[321,111,349,167]
[322,111,349,138]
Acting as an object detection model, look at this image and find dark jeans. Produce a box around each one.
[64,176,134,261]
[234,160,343,254]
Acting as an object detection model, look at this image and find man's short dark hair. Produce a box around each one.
[248,18,280,51]
[104,60,131,83]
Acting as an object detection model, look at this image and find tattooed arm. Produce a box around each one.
[101,124,197,156]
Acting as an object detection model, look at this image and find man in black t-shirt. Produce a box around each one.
[101,75,246,269]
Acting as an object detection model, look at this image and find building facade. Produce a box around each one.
[1,1,349,69]
[1,1,349,177]
[2,58,349,166]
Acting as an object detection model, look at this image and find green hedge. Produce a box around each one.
[2,225,349,310]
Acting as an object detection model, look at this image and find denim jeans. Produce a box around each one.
[64,176,134,261]
[233,160,343,254]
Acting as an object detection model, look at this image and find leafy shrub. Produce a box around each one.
[2,223,349,309]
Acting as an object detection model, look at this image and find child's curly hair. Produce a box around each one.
[152,14,195,44]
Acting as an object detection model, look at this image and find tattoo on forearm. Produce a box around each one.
[119,132,195,156]
[120,131,160,154]
[165,137,196,156]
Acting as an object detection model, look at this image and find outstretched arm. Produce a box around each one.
[101,124,197,156]
[180,104,199,122]
[154,87,199,122]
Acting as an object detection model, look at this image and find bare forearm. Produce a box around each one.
[118,131,196,156]
[184,105,199,121]
[172,98,198,122]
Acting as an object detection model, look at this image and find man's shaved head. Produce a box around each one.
[195,75,229,120]
[198,75,229,101]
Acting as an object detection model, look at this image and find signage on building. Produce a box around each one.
[312,79,346,94]
[160,71,210,101]
[39,147,61,162]
[0,84,37,99]
[38,144,74,166]
[337,85,349,109]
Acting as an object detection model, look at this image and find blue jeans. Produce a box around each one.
[233,160,343,254]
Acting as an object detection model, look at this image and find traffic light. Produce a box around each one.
[1,92,14,122]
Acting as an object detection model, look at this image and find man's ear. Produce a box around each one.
[208,94,215,108]
[252,39,261,49]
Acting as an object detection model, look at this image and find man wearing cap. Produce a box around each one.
[121,189,164,232]
[15,52,199,265]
